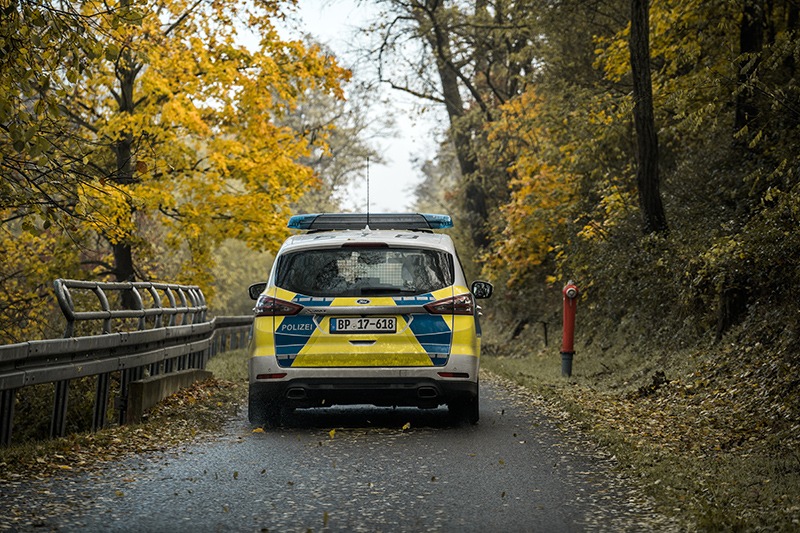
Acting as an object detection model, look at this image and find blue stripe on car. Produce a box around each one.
[393,294,435,306]
[293,296,335,306]
[408,315,452,366]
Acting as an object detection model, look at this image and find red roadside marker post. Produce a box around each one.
[561,281,579,377]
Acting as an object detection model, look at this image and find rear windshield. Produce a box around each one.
[275,247,454,297]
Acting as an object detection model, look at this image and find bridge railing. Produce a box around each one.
[53,278,209,337]
[0,279,253,447]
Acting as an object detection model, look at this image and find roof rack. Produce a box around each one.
[287,213,453,231]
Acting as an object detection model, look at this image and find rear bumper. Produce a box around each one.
[249,353,478,409]
[251,377,477,409]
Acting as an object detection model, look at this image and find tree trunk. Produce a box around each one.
[416,1,489,250]
[112,96,137,308]
[112,134,135,286]
[112,1,139,307]
[734,0,765,132]
[629,0,668,234]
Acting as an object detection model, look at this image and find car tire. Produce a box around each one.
[448,387,479,425]
[248,384,282,428]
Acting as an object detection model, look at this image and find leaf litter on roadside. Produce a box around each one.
[0,378,245,484]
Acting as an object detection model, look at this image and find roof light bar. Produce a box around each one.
[287,213,453,231]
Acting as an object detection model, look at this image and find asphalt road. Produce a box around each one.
[1,374,676,532]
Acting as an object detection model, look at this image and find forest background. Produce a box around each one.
[2,0,799,529]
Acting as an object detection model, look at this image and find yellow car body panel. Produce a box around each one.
[256,287,463,368]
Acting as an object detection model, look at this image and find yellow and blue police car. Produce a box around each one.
[246,213,493,426]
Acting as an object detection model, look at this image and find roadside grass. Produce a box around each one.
[0,349,250,484]
[206,347,250,382]
[481,316,800,531]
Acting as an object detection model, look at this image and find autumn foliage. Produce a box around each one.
[1,0,349,341]
[470,0,800,344]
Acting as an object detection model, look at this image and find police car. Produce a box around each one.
[246,213,492,426]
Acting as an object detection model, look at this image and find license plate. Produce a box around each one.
[330,317,397,334]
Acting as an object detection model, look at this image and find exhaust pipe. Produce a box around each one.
[417,387,439,399]
[285,388,307,400]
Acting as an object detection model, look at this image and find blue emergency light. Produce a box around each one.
[287,213,453,231]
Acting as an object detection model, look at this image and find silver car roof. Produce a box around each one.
[277,229,458,255]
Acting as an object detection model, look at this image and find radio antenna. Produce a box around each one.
[366,156,370,227]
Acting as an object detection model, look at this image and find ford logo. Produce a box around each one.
[356,299,370,305]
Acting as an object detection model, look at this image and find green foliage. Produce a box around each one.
[210,240,273,316]
[12,377,99,444]
[206,348,249,382]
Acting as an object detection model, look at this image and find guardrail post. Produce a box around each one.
[118,369,131,425]
[131,286,146,331]
[50,379,70,438]
[1,388,16,446]
[117,366,143,425]
[93,373,111,432]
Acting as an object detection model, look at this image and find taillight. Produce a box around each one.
[438,372,470,378]
[424,294,474,316]
[254,295,303,316]
[256,373,288,380]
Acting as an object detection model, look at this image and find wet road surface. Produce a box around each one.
[0,374,676,532]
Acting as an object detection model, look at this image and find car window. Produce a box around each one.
[275,247,454,296]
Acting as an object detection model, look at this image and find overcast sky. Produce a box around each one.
[283,0,443,213]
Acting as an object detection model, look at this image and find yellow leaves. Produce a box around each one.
[0,216,84,342]
[328,429,336,440]
[75,182,135,246]
[252,427,265,433]
[1,0,351,324]
[578,180,637,243]
[483,98,577,287]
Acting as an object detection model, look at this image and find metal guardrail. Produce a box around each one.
[54,279,208,337]
[0,279,253,447]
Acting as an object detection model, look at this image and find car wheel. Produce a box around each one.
[248,384,282,428]
[449,388,479,425]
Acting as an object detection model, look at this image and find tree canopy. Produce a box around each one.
[383,0,800,340]
[0,0,351,340]
[4,0,800,348]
